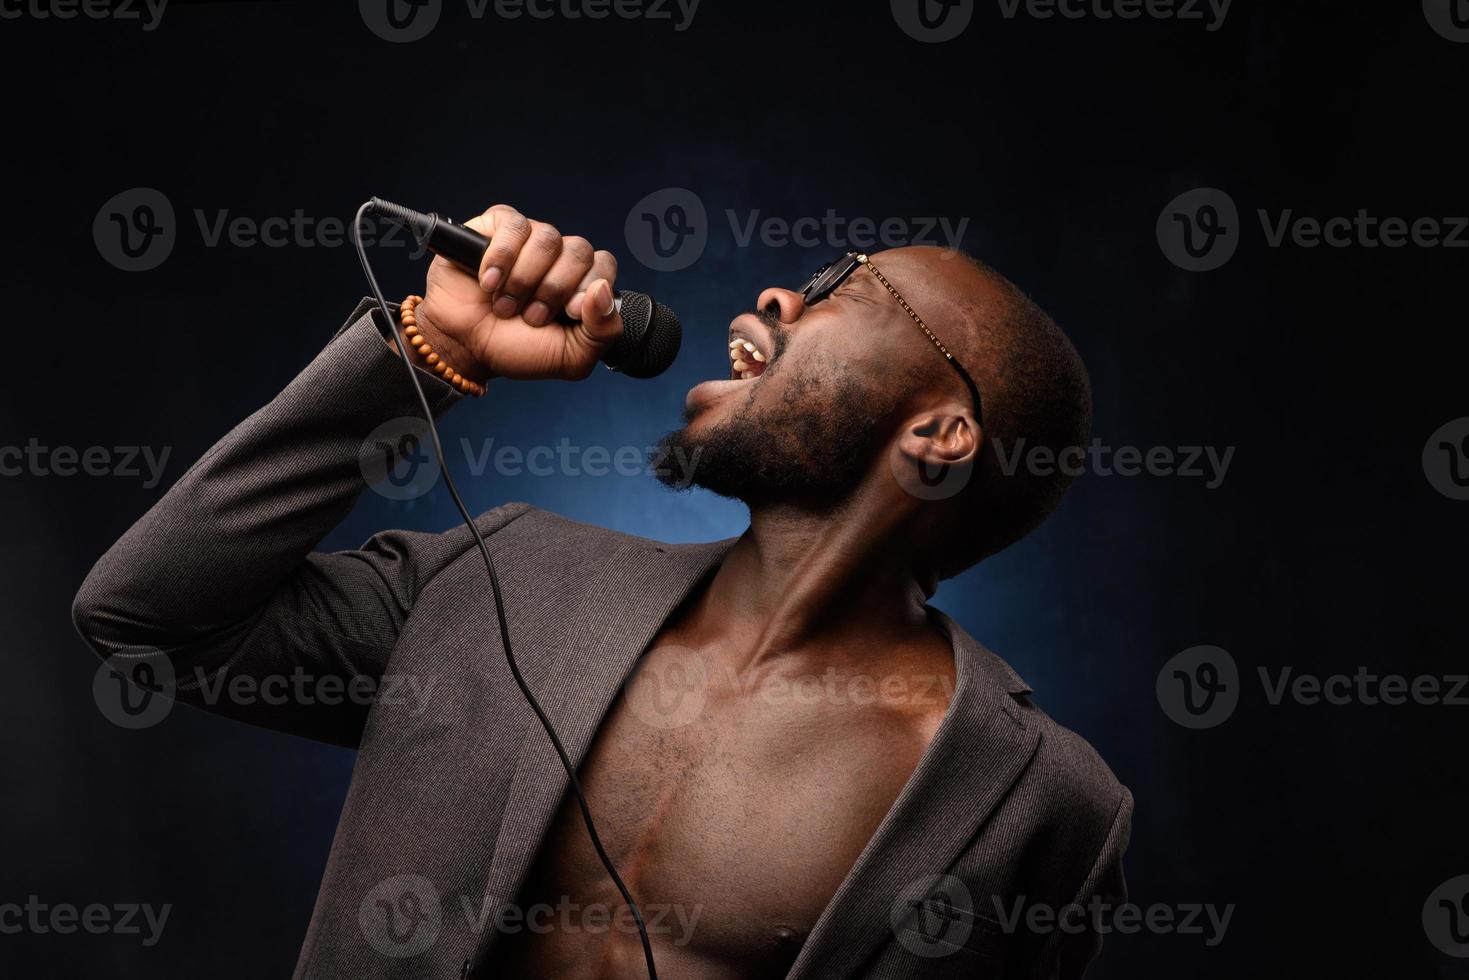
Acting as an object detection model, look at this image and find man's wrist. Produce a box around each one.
[411,300,491,385]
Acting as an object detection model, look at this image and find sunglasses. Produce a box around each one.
[798,252,984,425]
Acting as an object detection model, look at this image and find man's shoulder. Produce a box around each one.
[1019,697,1131,827]
[936,611,1129,828]
[466,503,734,577]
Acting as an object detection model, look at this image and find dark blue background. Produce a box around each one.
[2,1,1465,976]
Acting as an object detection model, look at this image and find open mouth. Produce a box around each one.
[727,329,770,380]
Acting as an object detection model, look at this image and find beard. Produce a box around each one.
[653,354,906,510]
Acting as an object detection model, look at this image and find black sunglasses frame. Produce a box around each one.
[799,252,984,425]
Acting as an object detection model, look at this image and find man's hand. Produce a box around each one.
[412,204,623,382]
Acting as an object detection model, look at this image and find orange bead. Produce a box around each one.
[434,362,448,375]
[425,352,440,366]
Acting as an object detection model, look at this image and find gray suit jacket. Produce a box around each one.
[73,300,1132,979]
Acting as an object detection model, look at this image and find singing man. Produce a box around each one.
[74,203,1131,979]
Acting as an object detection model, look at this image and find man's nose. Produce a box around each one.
[756,287,807,324]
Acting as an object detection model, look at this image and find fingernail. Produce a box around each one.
[567,290,586,321]
[524,301,550,326]
[493,294,518,319]
[482,266,503,291]
[600,282,616,317]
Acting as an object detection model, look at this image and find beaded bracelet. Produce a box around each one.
[399,295,486,398]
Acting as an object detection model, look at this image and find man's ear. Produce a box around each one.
[895,405,981,470]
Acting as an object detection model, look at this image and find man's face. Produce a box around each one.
[655,252,944,508]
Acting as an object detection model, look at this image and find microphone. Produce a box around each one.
[367,198,682,379]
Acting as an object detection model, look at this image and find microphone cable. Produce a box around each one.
[353,201,659,980]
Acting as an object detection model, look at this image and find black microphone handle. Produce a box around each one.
[367,198,681,379]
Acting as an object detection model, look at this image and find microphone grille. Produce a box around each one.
[603,291,681,379]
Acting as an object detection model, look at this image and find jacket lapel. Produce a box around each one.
[467,526,1039,979]
[472,533,733,956]
[784,609,1040,980]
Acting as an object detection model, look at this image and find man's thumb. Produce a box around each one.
[578,278,623,349]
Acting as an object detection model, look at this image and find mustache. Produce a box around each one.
[755,301,790,360]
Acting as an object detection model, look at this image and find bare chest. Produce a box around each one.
[502,639,952,977]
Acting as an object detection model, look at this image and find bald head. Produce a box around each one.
[872,246,1093,577]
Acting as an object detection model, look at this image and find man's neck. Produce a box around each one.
[683,496,946,673]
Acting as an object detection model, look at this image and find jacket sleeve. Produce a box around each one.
[1037,786,1134,979]
[71,298,526,748]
